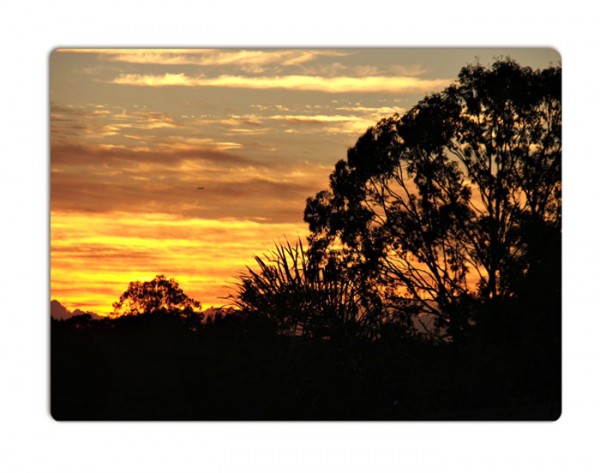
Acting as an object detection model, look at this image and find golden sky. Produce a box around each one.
[50,48,560,315]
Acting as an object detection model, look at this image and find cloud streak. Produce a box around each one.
[112,73,451,94]
[51,141,252,168]
[56,48,349,67]
[267,110,404,136]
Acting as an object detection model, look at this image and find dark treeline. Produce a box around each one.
[51,307,558,420]
[52,59,560,420]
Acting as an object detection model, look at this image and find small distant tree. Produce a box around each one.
[112,275,201,317]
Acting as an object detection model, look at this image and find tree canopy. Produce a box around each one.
[304,59,561,341]
[112,274,201,317]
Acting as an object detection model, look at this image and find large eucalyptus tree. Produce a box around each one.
[304,59,561,341]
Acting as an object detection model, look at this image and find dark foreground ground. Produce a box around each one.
[51,313,560,421]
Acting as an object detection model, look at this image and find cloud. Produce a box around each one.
[55,49,349,67]
[51,141,252,169]
[51,104,188,148]
[111,73,452,94]
[333,105,401,116]
[267,113,374,136]
[269,114,359,124]
[389,64,428,76]
[194,114,265,128]
[113,111,181,130]
[222,128,271,137]
[267,110,404,136]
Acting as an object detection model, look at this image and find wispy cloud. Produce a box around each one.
[267,113,370,135]
[270,114,359,124]
[333,105,401,115]
[56,49,349,67]
[389,64,428,76]
[111,73,452,94]
[51,104,186,146]
[51,141,251,170]
[267,108,404,135]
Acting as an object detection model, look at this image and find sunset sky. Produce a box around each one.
[50,48,560,315]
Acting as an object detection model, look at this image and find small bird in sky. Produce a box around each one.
[197,186,204,190]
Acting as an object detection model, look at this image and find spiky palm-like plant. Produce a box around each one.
[233,240,376,339]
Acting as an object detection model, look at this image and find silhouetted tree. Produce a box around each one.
[112,274,201,317]
[304,59,561,342]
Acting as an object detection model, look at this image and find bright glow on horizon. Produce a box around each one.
[51,211,307,315]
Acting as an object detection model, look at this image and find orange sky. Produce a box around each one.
[50,48,560,315]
